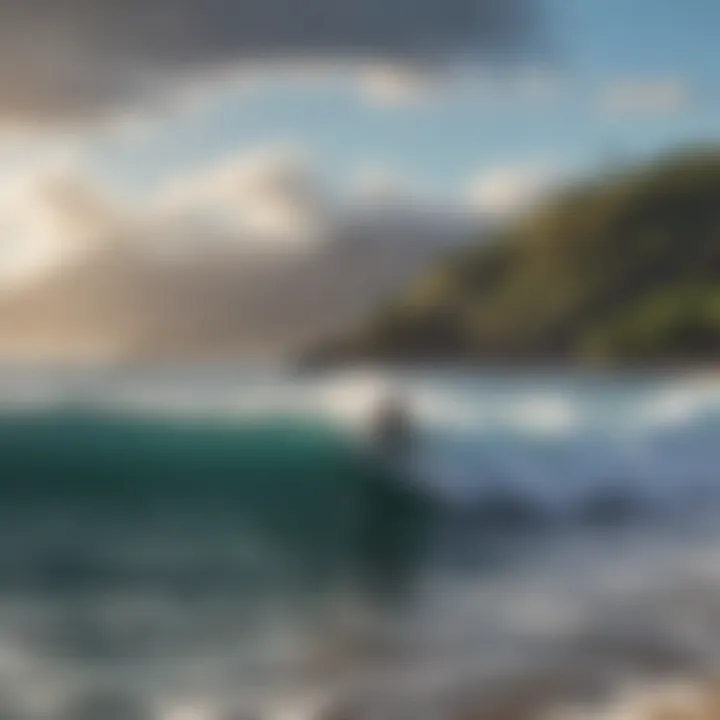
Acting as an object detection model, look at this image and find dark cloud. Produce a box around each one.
[0,0,542,121]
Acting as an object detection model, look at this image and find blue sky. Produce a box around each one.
[77,0,720,197]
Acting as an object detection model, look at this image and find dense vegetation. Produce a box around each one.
[308,148,720,366]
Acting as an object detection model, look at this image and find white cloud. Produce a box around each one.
[0,142,337,292]
[353,63,563,109]
[154,146,330,251]
[601,78,690,117]
[0,144,124,287]
[466,161,570,218]
[0,146,481,360]
[357,65,439,108]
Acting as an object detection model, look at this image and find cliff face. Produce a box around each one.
[308,149,720,366]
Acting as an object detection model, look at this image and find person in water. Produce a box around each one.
[371,393,413,459]
[359,392,431,603]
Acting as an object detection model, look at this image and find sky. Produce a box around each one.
[0,0,718,360]
[11,0,716,195]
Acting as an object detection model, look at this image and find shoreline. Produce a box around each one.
[294,356,720,379]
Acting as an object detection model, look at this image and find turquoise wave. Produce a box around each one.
[0,409,434,602]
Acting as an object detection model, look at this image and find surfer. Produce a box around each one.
[370,392,414,460]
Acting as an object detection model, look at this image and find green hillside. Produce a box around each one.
[308,148,720,366]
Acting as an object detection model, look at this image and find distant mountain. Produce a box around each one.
[0,206,468,361]
[305,149,720,366]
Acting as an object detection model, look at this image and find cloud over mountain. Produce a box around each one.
[0,148,479,360]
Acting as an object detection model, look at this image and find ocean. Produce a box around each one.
[0,366,720,719]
